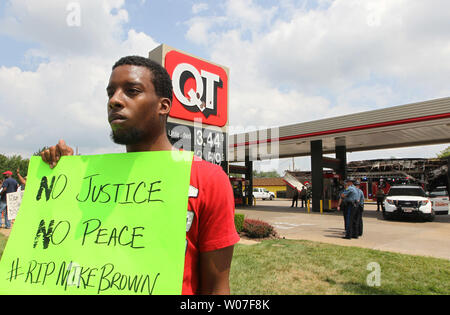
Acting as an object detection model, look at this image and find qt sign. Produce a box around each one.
[165,50,228,127]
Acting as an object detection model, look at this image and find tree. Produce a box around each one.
[252,170,281,178]
[437,146,450,159]
[1,146,52,180]
[33,146,49,156]
[0,154,30,178]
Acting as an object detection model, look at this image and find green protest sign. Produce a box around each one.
[0,150,193,295]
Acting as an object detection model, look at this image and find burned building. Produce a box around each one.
[346,158,448,191]
[284,157,449,206]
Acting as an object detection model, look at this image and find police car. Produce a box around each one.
[428,186,450,215]
[383,185,434,221]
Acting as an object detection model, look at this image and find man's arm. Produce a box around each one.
[195,163,240,295]
[16,169,26,186]
[40,139,74,168]
[199,245,235,295]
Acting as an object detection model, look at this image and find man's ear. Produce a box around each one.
[159,97,171,116]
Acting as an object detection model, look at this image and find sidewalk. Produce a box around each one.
[236,200,450,260]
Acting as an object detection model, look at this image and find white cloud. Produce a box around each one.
[184,0,450,126]
[1,0,449,168]
[185,17,216,46]
[224,0,277,33]
[183,0,450,172]
[0,0,159,157]
[192,3,208,14]
[0,0,129,57]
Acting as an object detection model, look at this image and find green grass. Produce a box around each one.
[0,234,7,260]
[230,239,450,295]
[1,234,448,295]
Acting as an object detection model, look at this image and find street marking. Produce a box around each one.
[272,222,316,230]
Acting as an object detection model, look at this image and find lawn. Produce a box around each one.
[0,234,448,295]
[230,239,450,295]
[0,234,7,260]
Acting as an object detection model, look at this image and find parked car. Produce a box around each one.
[252,188,273,200]
[428,186,450,215]
[383,185,434,221]
[264,189,275,200]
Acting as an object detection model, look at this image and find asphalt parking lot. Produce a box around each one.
[236,199,450,260]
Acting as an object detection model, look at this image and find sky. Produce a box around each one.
[0,0,449,174]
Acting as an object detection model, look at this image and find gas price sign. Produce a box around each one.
[167,122,227,172]
[149,44,229,173]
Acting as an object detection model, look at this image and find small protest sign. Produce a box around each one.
[6,190,24,220]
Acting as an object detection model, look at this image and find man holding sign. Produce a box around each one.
[37,56,239,295]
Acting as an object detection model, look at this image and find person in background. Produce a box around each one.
[338,180,349,231]
[340,179,359,239]
[300,186,307,208]
[0,171,18,229]
[291,186,299,208]
[354,181,364,237]
[16,168,27,189]
[375,186,385,212]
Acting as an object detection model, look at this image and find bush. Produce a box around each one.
[234,213,245,233]
[242,218,277,239]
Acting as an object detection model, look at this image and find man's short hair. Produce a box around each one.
[112,55,173,102]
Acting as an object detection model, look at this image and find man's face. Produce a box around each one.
[106,65,162,145]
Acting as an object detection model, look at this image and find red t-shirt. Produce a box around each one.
[182,156,240,295]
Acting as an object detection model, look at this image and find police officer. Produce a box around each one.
[338,180,349,230]
[354,181,364,237]
[340,179,359,239]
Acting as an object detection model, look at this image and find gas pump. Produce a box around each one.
[230,177,244,206]
[323,173,342,210]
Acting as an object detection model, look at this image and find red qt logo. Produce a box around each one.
[165,50,228,127]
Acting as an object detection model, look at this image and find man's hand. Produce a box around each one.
[40,139,74,168]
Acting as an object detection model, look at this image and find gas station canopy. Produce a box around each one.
[229,96,450,160]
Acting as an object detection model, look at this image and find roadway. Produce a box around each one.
[236,199,450,260]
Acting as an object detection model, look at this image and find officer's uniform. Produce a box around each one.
[338,188,348,230]
[341,182,359,239]
[355,184,364,237]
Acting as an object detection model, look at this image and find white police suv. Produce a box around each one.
[383,185,434,221]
